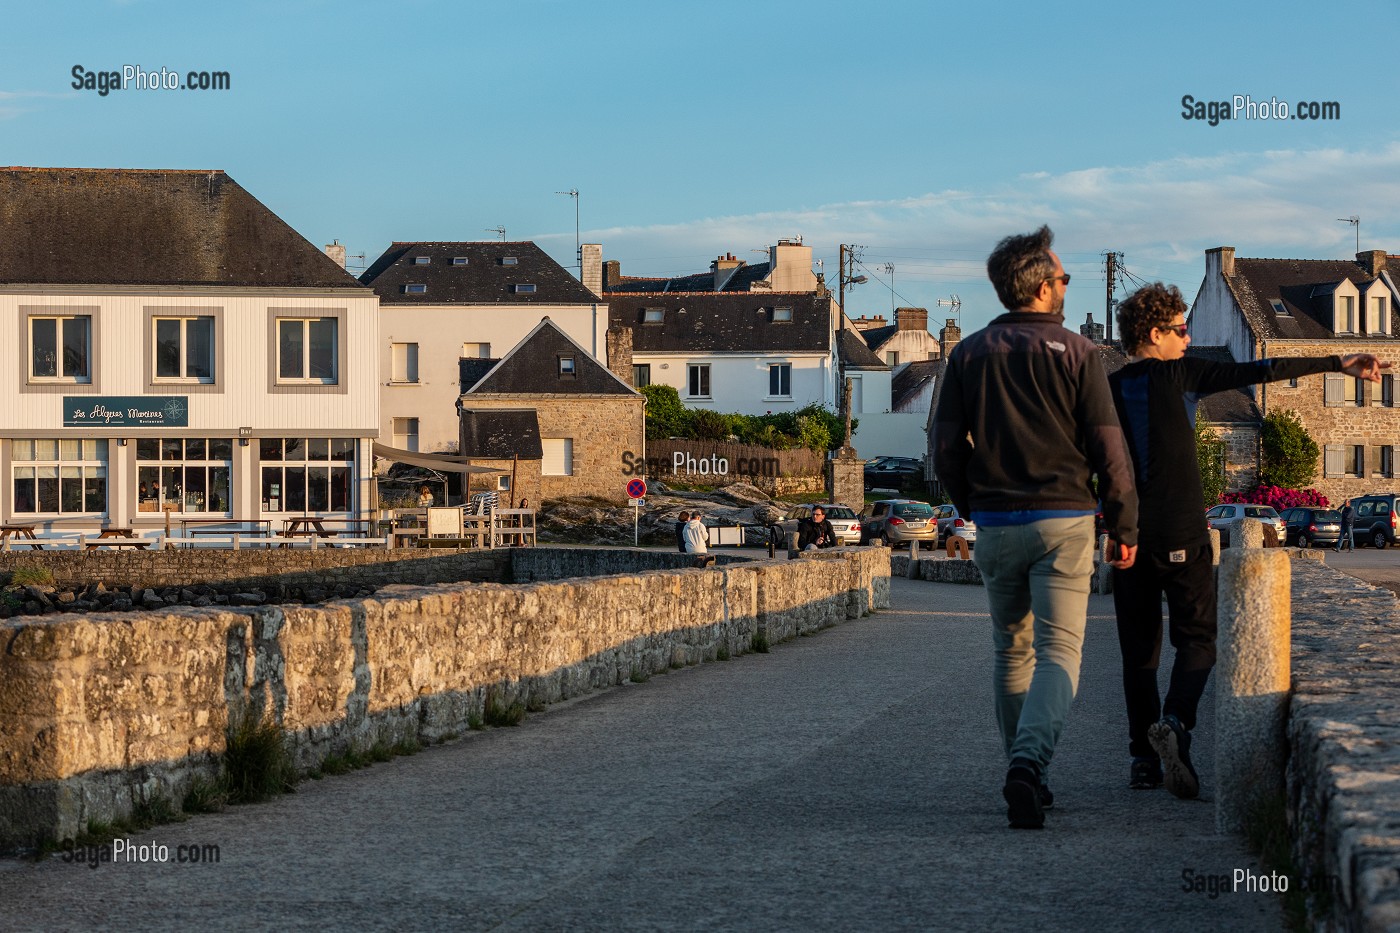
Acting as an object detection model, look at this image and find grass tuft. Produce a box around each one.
[629,666,650,684]
[223,706,297,803]
[750,631,770,654]
[716,643,730,661]
[483,693,526,727]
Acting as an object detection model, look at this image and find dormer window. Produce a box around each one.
[558,355,575,376]
[643,308,665,324]
[1270,300,1291,317]
[413,256,431,265]
[773,306,793,322]
[513,284,536,294]
[1369,295,1391,335]
[404,284,427,294]
[1338,295,1356,333]
[452,257,468,266]
[502,257,518,266]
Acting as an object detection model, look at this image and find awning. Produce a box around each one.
[371,443,505,475]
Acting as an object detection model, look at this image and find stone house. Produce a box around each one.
[458,318,642,504]
[1189,247,1400,503]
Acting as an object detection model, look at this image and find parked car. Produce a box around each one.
[1204,503,1286,546]
[864,456,924,490]
[859,499,938,549]
[777,503,862,546]
[931,503,976,547]
[1349,493,1400,548]
[1278,507,1342,549]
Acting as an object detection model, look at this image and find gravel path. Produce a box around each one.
[0,578,1280,932]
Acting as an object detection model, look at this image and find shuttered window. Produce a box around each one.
[1324,445,1343,477]
[542,438,573,476]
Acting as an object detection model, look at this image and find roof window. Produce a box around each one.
[514,284,537,294]
[1271,300,1291,316]
[404,284,427,294]
[643,308,665,323]
[413,256,431,265]
[559,356,576,376]
[502,257,518,266]
[773,306,793,322]
[452,257,468,266]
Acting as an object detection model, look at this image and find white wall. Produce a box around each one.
[633,352,831,415]
[852,412,928,459]
[380,302,606,452]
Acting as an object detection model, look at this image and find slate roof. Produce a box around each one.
[1224,257,1399,340]
[859,323,899,352]
[891,359,940,410]
[362,241,598,305]
[1098,344,1259,424]
[837,328,888,370]
[609,293,831,354]
[0,167,360,288]
[608,262,772,294]
[457,409,543,459]
[459,358,500,394]
[465,318,637,396]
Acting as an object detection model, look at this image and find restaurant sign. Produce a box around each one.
[64,396,189,428]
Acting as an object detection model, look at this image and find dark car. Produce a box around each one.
[864,456,924,491]
[1279,507,1342,549]
[1349,494,1400,548]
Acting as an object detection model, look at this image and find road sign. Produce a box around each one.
[627,478,647,499]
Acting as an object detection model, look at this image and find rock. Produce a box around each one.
[191,596,213,607]
[24,586,54,608]
[229,592,265,606]
[22,600,42,614]
[111,597,132,611]
[140,589,163,609]
[55,591,76,605]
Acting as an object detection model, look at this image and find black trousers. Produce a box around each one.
[1112,542,1216,759]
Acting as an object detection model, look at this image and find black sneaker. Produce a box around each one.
[1129,756,1163,790]
[1003,764,1045,829]
[1038,781,1054,810]
[1148,715,1200,800]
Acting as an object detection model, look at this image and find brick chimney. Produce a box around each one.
[939,319,961,358]
[325,241,346,270]
[1357,250,1388,277]
[606,325,634,386]
[1206,246,1235,279]
[602,260,621,292]
[580,243,602,297]
[895,307,928,331]
[711,252,742,291]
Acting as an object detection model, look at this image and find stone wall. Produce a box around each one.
[0,548,511,594]
[0,546,890,853]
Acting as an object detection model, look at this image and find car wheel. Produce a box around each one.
[1296,534,1310,549]
[1374,530,1389,550]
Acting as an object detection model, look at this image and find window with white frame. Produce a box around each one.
[633,364,651,387]
[773,306,793,322]
[643,308,665,324]
[391,342,419,383]
[542,438,573,476]
[136,437,232,513]
[558,355,575,376]
[413,256,431,265]
[513,284,537,294]
[462,342,491,358]
[1371,296,1390,335]
[404,284,427,294]
[497,474,511,491]
[768,363,792,397]
[259,437,355,512]
[1338,295,1356,333]
[30,315,92,382]
[1325,373,1364,407]
[688,363,710,398]
[153,316,215,382]
[278,318,338,383]
[452,257,468,266]
[12,439,107,514]
[392,417,419,452]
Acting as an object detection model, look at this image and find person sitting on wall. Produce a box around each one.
[798,505,837,550]
[418,485,434,508]
[676,511,690,553]
[683,512,709,554]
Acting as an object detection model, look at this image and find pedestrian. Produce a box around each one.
[682,512,709,555]
[1335,500,1356,552]
[798,505,836,550]
[933,225,1139,829]
[1109,282,1383,799]
[676,511,690,554]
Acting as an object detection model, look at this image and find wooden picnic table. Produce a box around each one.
[180,518,272,536]
[85,528,151,550]
[0,524,42,550]
[281,517,372,542]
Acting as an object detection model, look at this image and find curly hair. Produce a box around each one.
[986,226,1057,311]
[1117,283,1188,353]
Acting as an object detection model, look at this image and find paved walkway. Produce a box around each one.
[2,579,1280,931]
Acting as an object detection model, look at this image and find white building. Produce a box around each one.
[0,167,379,530]
[361,241,606,453]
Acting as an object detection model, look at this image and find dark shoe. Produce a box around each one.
[1149,715,1200,800]
[1038,781,1054,810]
[1003,764,1045,829]
[1129,756,1163,789]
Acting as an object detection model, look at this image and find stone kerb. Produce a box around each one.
[0,546,887,853]
[1215,548,1291,834]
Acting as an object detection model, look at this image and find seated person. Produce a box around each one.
[417,485,435,508]
[798,506,837,550]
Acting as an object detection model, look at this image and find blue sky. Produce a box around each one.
[3,0,1398,333]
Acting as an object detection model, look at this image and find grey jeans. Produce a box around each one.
[972,515,1095,773]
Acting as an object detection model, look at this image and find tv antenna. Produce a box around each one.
[485,226,506,241]
[881,263,896,313]
[936,294,962,326]
[1337,215,1360,253]
[556,188,580,269]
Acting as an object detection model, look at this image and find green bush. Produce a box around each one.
[1195,411,1228,508]
[641,384,850,452]
[1260,409,1319,489]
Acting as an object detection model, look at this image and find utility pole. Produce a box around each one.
[1104,251,1121,345]
[838,244,867,322]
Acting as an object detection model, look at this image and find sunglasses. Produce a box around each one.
[1044,273,1071,286]
[1159,323,1189,338]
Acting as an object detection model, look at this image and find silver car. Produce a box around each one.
[778,503,861,546]
[1205,503,1286,545]
[932,503,976,547]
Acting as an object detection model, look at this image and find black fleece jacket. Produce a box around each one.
[932,310,1139,546]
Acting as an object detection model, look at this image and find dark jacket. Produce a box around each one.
[675,520,687,553]
[797,518,837,549]
[1340,505,1355,529]
[932,311,1138,546]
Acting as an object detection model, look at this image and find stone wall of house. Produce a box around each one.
[1205,423,1261,493]
[1256,343,1400,503]
[461,458,543,509]
[0,545,889,853]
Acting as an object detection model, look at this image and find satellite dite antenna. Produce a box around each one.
[1337,215,1360,253]
[485,226,506,241]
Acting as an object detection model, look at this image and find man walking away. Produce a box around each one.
[933,225,1138,830]
[1109,283,1382,799]
[1335,501,1356,552]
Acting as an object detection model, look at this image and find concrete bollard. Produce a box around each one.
[1209,527,1220,566]
[1235,517,1264,549]
[1215,547,1291,834]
